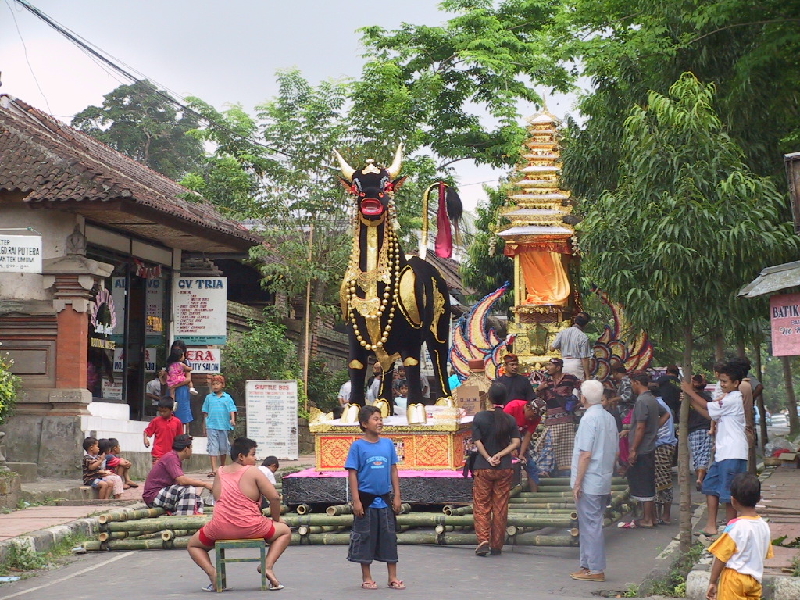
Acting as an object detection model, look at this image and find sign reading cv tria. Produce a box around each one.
[770,293,800,355]
[171,277,228,345]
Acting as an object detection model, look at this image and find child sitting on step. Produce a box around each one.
[82,436,123,499]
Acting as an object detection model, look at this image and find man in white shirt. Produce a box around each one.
[570,379,619,582]
[682,361,748,536]
[551,312,592,380]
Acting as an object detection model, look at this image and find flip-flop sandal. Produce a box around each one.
[207,472,216,478]
[127,482,139,488]
[475,541,490,556]
[388,580,405,590]
[201,583,216,592]
[617,521,636,529]
[269,583,284,591]
[361,581,378,590]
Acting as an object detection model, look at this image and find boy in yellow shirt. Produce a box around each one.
[707,472,773,600]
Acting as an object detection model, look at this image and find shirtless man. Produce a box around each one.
[187,437,291,591]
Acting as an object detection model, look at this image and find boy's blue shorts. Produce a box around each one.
[347,506,398,564]
[702,459,748,504]
[206,429,231,456]
[523,457,540,484]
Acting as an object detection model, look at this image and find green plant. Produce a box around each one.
[222,316,301,417]
[647,542,706,597]
[791,556,800,578]
[0,351,21,426]
[306,358,347,414]
[621,583,639,597]
[0,533,91,576]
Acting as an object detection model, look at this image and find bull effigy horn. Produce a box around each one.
[386,143,404,179]
[333,149,355,182]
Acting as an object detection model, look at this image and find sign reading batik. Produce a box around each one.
[770,293,800,356]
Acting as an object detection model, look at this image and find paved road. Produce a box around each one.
[0,520,680,600]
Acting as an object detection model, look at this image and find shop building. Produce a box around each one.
[0,95,266,476]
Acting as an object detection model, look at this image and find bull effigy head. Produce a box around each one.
[335,145,405,220]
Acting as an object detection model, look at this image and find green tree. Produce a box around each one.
[0,351,21,426]
[579,73,800,552]
[460,183,513,308]
[559,0,800,201]
[72,81,205,180]
[353,0,571,169]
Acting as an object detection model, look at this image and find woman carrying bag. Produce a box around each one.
[471,383,520,556]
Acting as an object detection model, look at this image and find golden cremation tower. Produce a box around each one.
[498,111,582,371]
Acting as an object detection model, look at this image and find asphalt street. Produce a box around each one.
[0,520,680,600]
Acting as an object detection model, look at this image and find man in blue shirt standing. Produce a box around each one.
[570,379,619,582]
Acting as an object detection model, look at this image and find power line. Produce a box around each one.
[11,0,288,158]
[5,0,52,113]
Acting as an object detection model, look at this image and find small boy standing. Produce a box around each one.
[201,374,237,477]
[707,473,773,600]
[82,437,124,499]
[345,405,404,590]
[144,400,185,464]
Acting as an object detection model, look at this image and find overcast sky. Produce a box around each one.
[1,0,579,210]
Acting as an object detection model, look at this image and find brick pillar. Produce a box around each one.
[55,304,88,388]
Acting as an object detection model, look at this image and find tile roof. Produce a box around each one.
[0,95,260,253]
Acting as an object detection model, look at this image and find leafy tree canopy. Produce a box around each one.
[72,80,205,180]
[580,73,800,344]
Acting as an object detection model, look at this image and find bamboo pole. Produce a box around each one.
[296,504,311,515]
[106,517,209,533]
[97,507,166,524]
[443,506,472,516]
[537,477,627,486]
[326,504,352,516]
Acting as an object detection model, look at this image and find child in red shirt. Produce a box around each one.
[144,400,184,464]
[504,398,544,492]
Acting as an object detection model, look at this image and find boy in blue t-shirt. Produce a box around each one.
[345,405,404,590]
[201,374,237,477]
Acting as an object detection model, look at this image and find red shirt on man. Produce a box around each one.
[144,415,183,459]
[504,399,540,433]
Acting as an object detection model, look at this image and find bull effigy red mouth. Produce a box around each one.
[360,199,384,216]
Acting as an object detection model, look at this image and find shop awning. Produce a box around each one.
[738,261,800,298]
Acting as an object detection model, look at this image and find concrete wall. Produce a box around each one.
[0,206,75,301]
[1,414,86,478]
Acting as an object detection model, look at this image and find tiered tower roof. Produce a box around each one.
[499,111,574,244]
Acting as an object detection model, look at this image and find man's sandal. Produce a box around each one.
[388,580,406,590]
[361,581,378,590]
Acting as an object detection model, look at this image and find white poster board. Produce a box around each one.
[0,234,41,273]
[245,380,298,460]
[172,277,228,345]
[186,348,221,374]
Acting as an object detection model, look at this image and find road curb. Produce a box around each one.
[0,517,98,565]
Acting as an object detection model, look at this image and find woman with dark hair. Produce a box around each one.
[470,382,520,556]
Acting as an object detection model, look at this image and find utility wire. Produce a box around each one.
[5,0,52,113]
[11,0,288,158]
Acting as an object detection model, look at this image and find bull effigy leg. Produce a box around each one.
[346,342,369,406]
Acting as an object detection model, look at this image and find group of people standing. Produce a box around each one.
[467,329,770,595]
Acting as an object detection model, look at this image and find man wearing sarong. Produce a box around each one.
[533,358,579,477]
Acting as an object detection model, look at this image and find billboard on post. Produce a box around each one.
[245,380,298,460]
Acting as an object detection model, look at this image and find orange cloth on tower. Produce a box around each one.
[520,249,570,305]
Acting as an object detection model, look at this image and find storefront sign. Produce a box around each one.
[146,278,165,335]
[113,348,124,372]
[144,348,156,373]
[90,288,116,350]
[187,348,221,374]
[172,277,227,345]
[111,277,126,337]
[770,293,800,355]
[0,234,41,273]
[245,380,298,460]
[102,379,124,400]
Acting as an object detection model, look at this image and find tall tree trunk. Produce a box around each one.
[713,329,725,362]
[753,333,768,450]
[736,339,746,359]
[784,356,800,435]
[302,221,315,412]
[678,325,694,553]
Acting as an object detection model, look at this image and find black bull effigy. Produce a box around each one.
[335,146,454,408]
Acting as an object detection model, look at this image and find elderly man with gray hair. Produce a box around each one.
[570,379,619,582]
